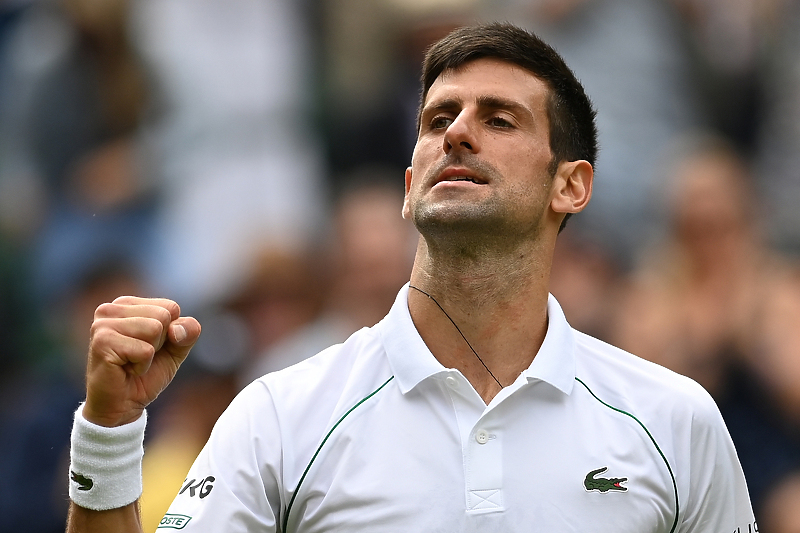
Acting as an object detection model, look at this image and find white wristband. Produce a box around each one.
[69,403,147,510]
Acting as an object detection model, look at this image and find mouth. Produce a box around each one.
[445,175,482,184]
[435,168,488,186]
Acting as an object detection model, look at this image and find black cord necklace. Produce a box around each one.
[409,284,504,389]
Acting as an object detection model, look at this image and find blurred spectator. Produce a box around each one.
[241,171,417,385]
[611,135,800,387]
[612,137,765,395]
[321,172,415,332]
[611,135,800,513]
[129,0,328,311]
[207,247,327,378]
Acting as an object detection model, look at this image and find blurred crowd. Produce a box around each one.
[1,0,799,531]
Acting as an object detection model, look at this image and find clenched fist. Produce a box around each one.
[83,297,201,428]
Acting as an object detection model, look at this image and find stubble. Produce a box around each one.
[410,152,549,258]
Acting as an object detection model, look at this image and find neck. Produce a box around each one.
[407,236,553,404]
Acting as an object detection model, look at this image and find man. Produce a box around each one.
[66,23,755,532]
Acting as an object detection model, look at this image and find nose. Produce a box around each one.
[442,112,479,154]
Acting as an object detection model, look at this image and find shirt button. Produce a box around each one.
[476,429,490,444]
[445,376,458,389]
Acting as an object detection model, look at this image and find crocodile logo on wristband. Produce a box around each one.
[70,470,94,491]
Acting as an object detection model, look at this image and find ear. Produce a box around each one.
[550,160,593,215]
[402,167,413,220]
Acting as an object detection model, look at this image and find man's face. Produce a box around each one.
[403,58,557,244]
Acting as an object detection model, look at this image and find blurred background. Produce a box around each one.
[1,0,800,530]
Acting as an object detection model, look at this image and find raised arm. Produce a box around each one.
[66,297,201,533]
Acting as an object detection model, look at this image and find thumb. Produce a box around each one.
[167,316,202,356]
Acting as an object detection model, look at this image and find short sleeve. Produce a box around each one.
[156,381,284,532]
[678,389,757,532]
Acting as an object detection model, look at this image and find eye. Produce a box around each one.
[430,116,454,130]
[488,116,513,128]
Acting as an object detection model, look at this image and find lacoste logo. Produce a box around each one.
[584,466,627,493]
[70,471,93,491]
[158,514,192,529]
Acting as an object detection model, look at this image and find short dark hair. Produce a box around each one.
[417,23,598,228]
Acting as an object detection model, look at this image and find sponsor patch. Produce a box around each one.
[179,476,215,499]
[157,514,192,529]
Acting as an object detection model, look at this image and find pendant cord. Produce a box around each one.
[409,285,504,389]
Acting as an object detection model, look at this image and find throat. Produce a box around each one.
[409,285,505,390]
[406,276,550,404]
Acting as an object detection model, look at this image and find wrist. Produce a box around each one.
[82,402,144,428]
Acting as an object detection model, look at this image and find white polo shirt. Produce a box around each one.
[159,284,755,532]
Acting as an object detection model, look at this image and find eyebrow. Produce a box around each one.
[476,95,534,121]
[421,95,534,121]
[421,97,462,117]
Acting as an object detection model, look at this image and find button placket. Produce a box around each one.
[466,424,503,512]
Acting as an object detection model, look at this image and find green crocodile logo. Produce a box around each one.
[70,471,93,491]
[584,467,627,493]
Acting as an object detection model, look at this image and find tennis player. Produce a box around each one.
[66,23,755,532]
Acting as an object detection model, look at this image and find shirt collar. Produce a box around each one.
[378,283,576,396]
[379,284,447,394]
[521,293,576,395]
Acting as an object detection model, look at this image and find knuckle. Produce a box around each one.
[155,305,174,324]
[122,338,155,361]
[143,342,156,359]
[162,299,181,320]
[142,316,166,339]
[94,302,117,319]
[89,321,114,345]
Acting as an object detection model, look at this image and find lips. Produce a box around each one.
[435,167,487,186]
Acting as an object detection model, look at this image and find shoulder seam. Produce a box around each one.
[281,375,395,532]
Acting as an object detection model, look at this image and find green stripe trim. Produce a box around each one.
[281,375,395,532]
[575,377,680,533]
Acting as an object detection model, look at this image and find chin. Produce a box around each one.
[412,200,545,251]
[414,204,509,242]
[414,201,492,228]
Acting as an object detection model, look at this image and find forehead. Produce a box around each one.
[424,58,551,110]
